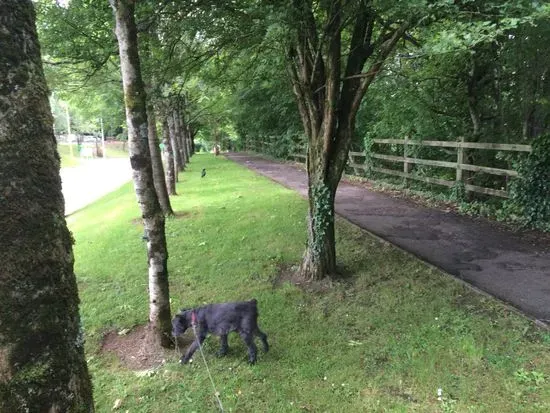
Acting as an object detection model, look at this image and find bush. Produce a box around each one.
[509,134,550,228]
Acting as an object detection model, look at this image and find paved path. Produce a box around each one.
[225,152,550,325]
[60,158,132,215]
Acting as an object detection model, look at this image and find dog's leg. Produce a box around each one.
[217,334,229,357]
[239,331,257,364]
[181,330,206,364]
[255,328,269,353]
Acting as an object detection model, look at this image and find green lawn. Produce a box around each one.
[58,144,80,167]
[68,154,550,412]
[58,142,128,167]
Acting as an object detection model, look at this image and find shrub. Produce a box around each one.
[509,134,550,228]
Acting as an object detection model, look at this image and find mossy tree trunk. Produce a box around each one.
[288,0,410,280]
[0,1,94,411]
[147,103,173,216]
[111,0,172,348]
[161,117,177,195]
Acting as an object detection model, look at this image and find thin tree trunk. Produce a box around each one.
[147,104,173,216]
[186,123,194,157]
[168,113,183,173]
[173,110,187,168]
[0,1,94,411]
[111,0,172,348]
[162,117,177,195]
[177,112,189,164]
[189,124,196,154]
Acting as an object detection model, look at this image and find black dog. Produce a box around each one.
[172,299,269,364]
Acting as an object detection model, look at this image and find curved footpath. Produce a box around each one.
[225,152,550,326]
[60,158,132,216]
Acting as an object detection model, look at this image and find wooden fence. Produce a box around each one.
[291,137,532,198]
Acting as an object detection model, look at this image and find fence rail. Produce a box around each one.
[290,137,533,199]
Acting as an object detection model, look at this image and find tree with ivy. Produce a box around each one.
[0,0,94,410]
[282,0,424,280]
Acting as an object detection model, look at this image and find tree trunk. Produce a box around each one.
[189,124,196,154]
[147,104,173,216]
[177,112,190,164]
[173,110,187,167]
[0,1,94,411]
[299,179,337,280]
[288,1,410,280]
[111,0,172,348]
[168,113,183,173]
[186,123,194,157]
[161,117,177,195]
[186,123,195,155]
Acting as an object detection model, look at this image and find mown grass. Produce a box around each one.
[58,144,80,167]
[68,154,550,412]
[58,143,128,168]
[104,141,129,158]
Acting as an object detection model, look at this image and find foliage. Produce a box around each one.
[57,144,80,168]
[68,155,550,412]
[509,134,550,228]
[36,0,125,136]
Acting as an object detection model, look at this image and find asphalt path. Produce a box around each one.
[60,158,132,216]
[225,152,550,326]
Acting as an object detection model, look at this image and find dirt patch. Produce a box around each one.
[100,324,191,370]
[130,210,190,225]
[272,264,336,294]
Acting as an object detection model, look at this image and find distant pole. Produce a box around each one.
[100,117,106,159]
[66,104,73,157]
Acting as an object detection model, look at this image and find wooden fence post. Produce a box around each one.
[348,152,359,175]
[403,134,411,185]
[456,136,464,183]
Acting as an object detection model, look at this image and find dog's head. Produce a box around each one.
[171,310,190,337]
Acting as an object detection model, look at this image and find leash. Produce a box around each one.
[191,311,224,412]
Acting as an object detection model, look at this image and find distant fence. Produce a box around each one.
[290,137,533,198]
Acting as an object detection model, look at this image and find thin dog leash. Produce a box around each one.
[191,311,224,412]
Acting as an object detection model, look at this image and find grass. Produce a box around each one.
[58,142,128,168]
[68,154,550,412]
[104,141,129,158]
[58,144,80,167]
